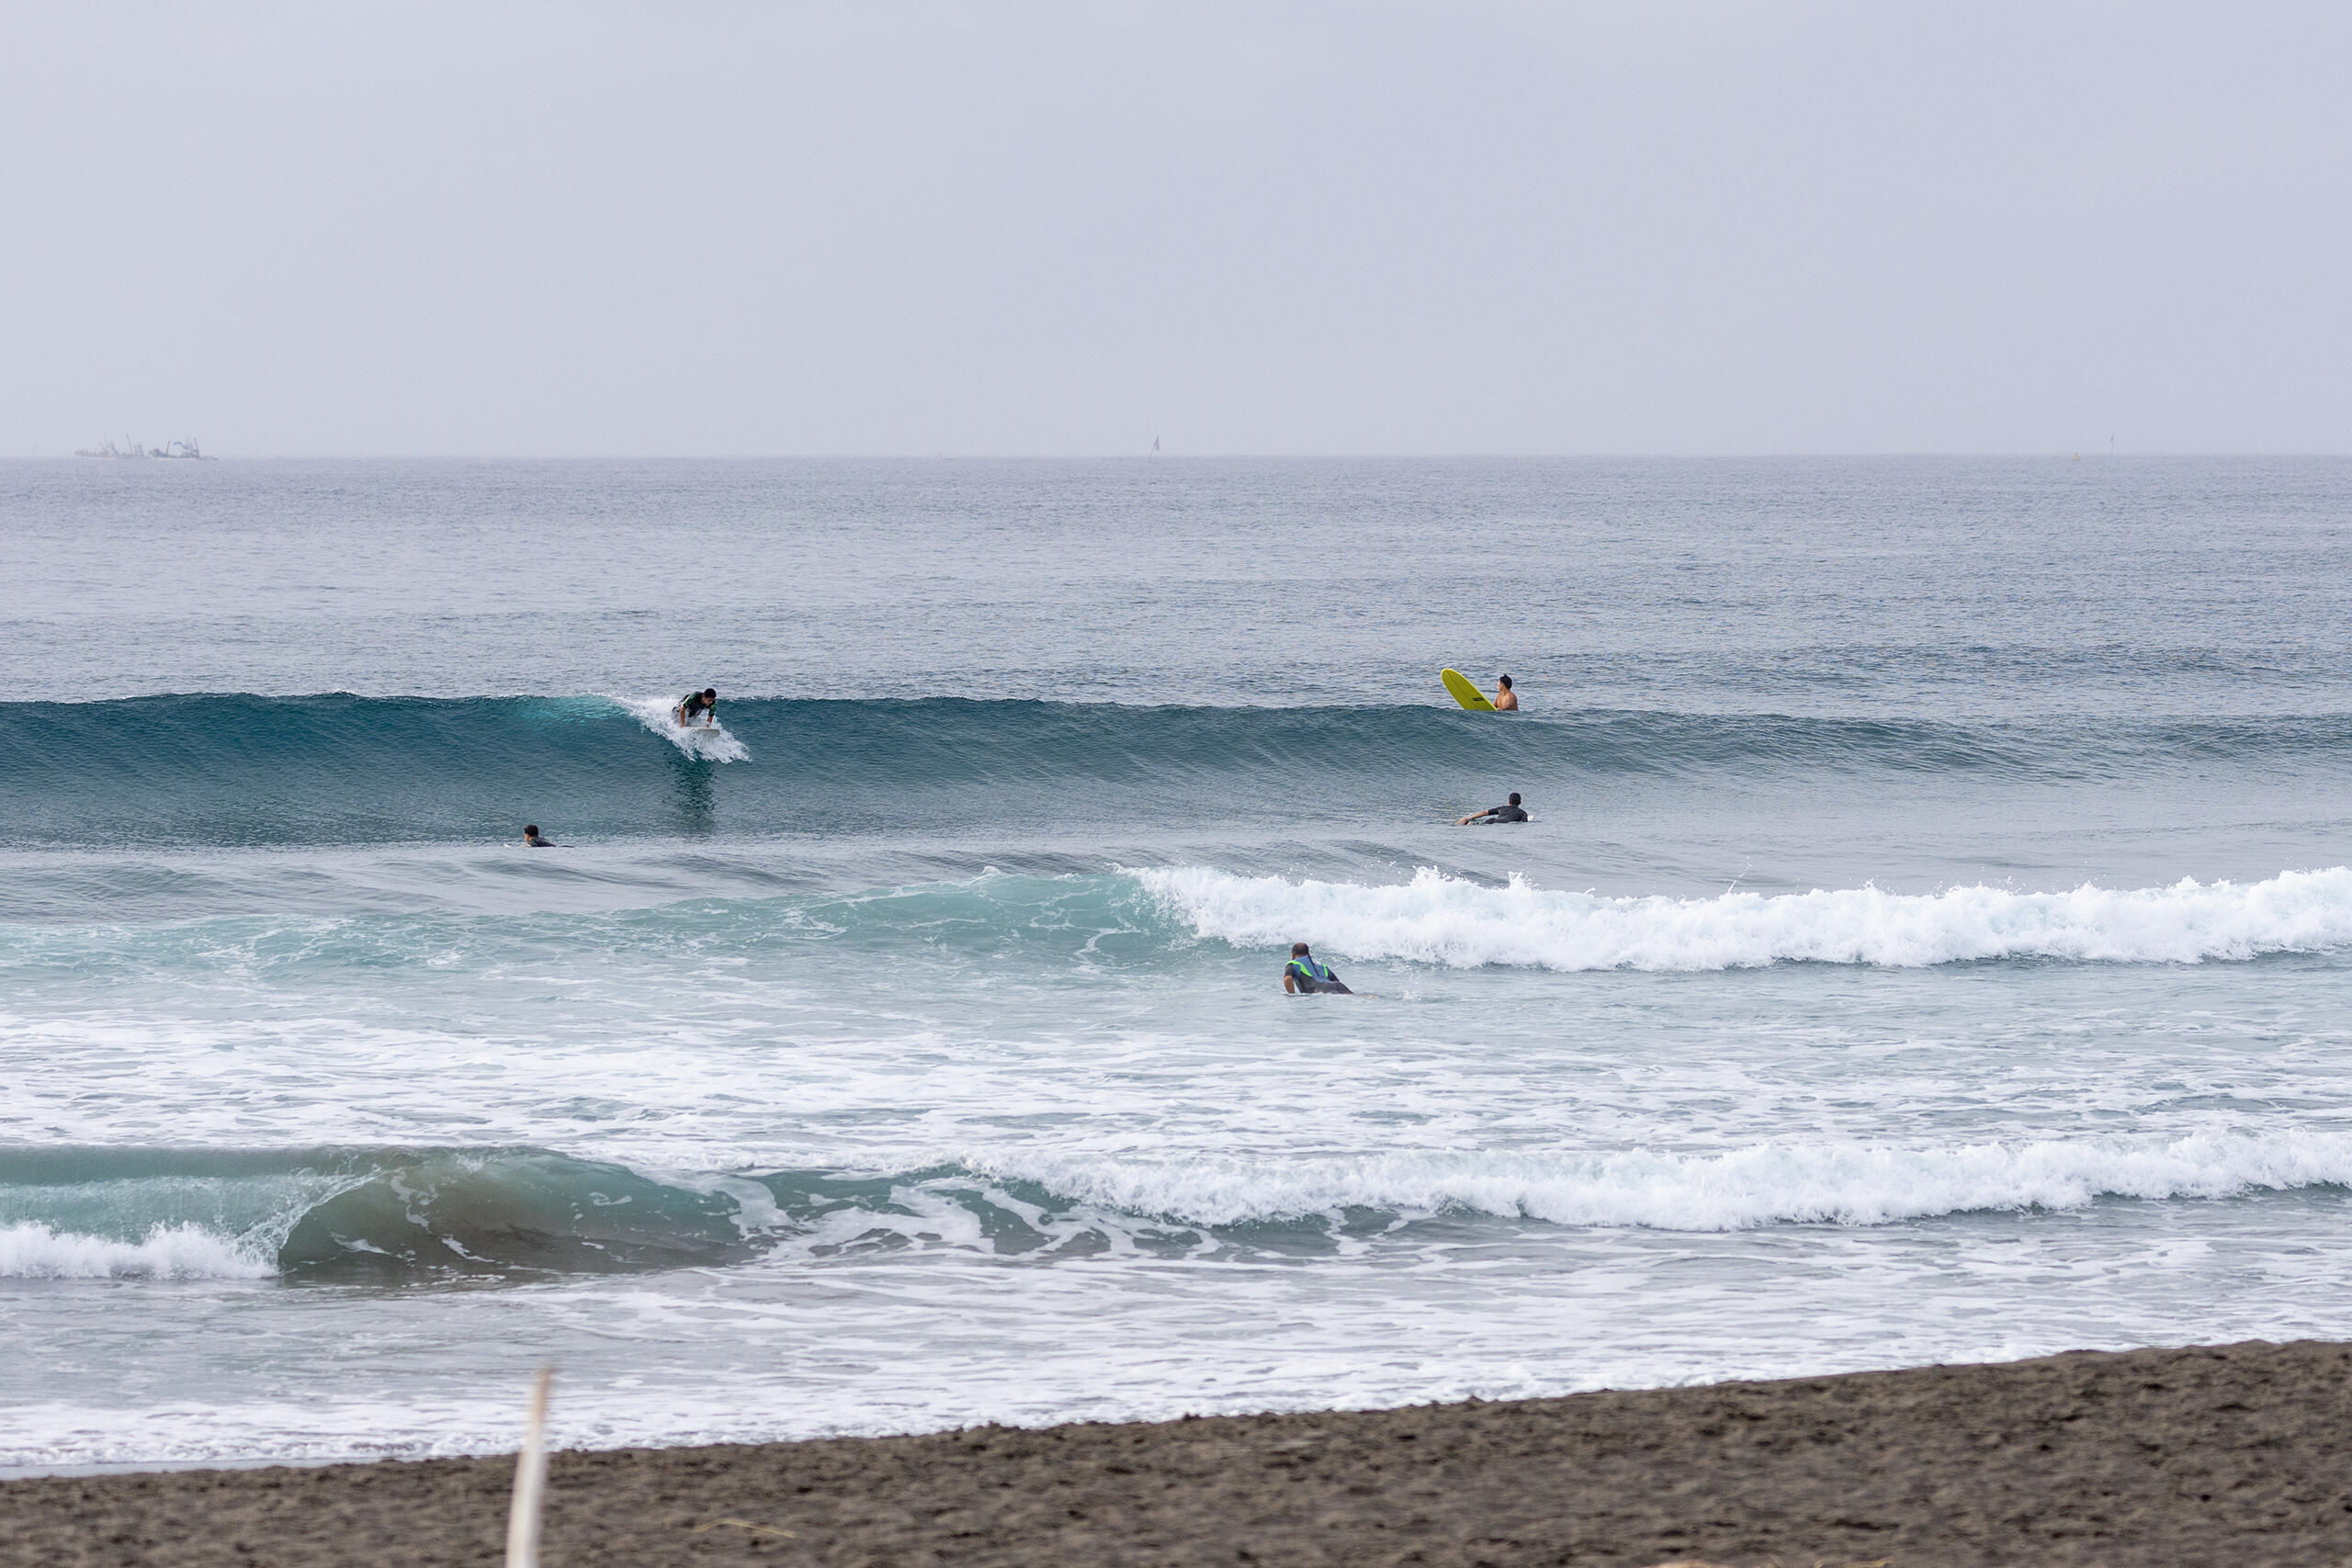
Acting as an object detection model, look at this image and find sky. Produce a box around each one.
[3,2,2346,457]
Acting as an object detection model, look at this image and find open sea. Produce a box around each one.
[6,455,2352,1470]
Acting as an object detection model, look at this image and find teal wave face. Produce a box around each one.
[4,694,2347,852]
[0,1146,757,1278]
[0,873,1184,987]
[0,1145,1300,1281]
[10,1133,2352,1284]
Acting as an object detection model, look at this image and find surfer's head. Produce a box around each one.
[1498,674,1512,690]
[702,688,717,701]
[525,825,538,836]
[1508,794,1521,807]
[1291,942,1310,957]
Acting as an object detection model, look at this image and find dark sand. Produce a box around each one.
[9,1340,2352,1567]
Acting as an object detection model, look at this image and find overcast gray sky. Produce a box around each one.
[4,2,2346,457]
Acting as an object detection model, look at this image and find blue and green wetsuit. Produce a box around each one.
[1285,955,1351,994]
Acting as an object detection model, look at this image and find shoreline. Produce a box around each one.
[7,1339,2351,1566]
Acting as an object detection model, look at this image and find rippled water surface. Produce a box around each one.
[4,457,2351,1467]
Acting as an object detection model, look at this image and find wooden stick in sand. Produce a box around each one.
[504,1365,556,1568]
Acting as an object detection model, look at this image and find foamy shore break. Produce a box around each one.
[6,1341,2349,1567]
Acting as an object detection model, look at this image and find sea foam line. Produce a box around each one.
[976,1132,2352,1232]
[0,1221,277,1280]
[1136,864,2352,970]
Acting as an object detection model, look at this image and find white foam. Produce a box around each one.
[613,694,750,761]
[1136,864,2352,970]
[977,1130,2352,1232]
[0,1222,277,1280]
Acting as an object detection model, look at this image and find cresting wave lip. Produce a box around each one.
[5,691,2349,848]
[1137,864,2352,970]
[969,1132,2352,1231]
[6,1132,2352,1281]
[0,1146,758,1280]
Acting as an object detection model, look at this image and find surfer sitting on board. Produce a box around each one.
[1283,943,1353,995]
[523,825,556,847]
[1492,674,1518,710]
[1457,792,1529,826]
[674,687,718,728]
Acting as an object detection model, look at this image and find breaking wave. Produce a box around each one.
[1140,864,2352,970]
[974,1133,2352,1230]
[6,1131,2352,1281]
[614,693,751,761]
[0,1222,278,1280]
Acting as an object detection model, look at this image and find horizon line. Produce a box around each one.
[9,449,2352,462]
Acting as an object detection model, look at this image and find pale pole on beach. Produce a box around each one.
[505,1365,556,1568]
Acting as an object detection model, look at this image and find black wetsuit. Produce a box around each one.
[679,693,715,724]
[1477,803,1529,823]
[1285,957,1352,994]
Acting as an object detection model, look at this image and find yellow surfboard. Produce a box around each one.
[1441,669,1496,711]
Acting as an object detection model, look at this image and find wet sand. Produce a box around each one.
[7,1339,2351,1567]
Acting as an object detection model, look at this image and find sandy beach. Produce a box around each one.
[7,1339,2350,1567]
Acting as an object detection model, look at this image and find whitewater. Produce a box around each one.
[6,455,2352,1472]
[1141,864,2352,969]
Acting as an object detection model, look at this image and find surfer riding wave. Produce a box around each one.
[613,693,751,761]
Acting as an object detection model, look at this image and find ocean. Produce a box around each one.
[6,455,2352,1470]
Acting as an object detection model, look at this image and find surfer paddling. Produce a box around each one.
[1458,792,1529,826]
[1283,943,1353,995]
[674,687,718,728]
[522,825,556,847]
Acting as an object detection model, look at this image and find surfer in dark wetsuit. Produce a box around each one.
[1457,792,1529,825]
[523,825,555,847]
[674,688,718,728]
[1283,942,1352,995]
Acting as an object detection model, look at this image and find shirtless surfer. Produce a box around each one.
[674,688,718,728]
[1492,674,1519,710]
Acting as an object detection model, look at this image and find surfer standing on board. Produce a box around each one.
[1492,674,1518,710]
[1283,943,1353,995]
[674,688,718,728]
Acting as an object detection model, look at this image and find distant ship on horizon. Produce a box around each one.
[74,437,210,459]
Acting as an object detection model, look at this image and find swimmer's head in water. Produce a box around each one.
[525,825,539,836]
[1291,942,1310,957]
[1508,793,1521,807]
[1498,674,1513,690]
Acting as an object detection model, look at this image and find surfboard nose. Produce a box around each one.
[1440,668,1498,711]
